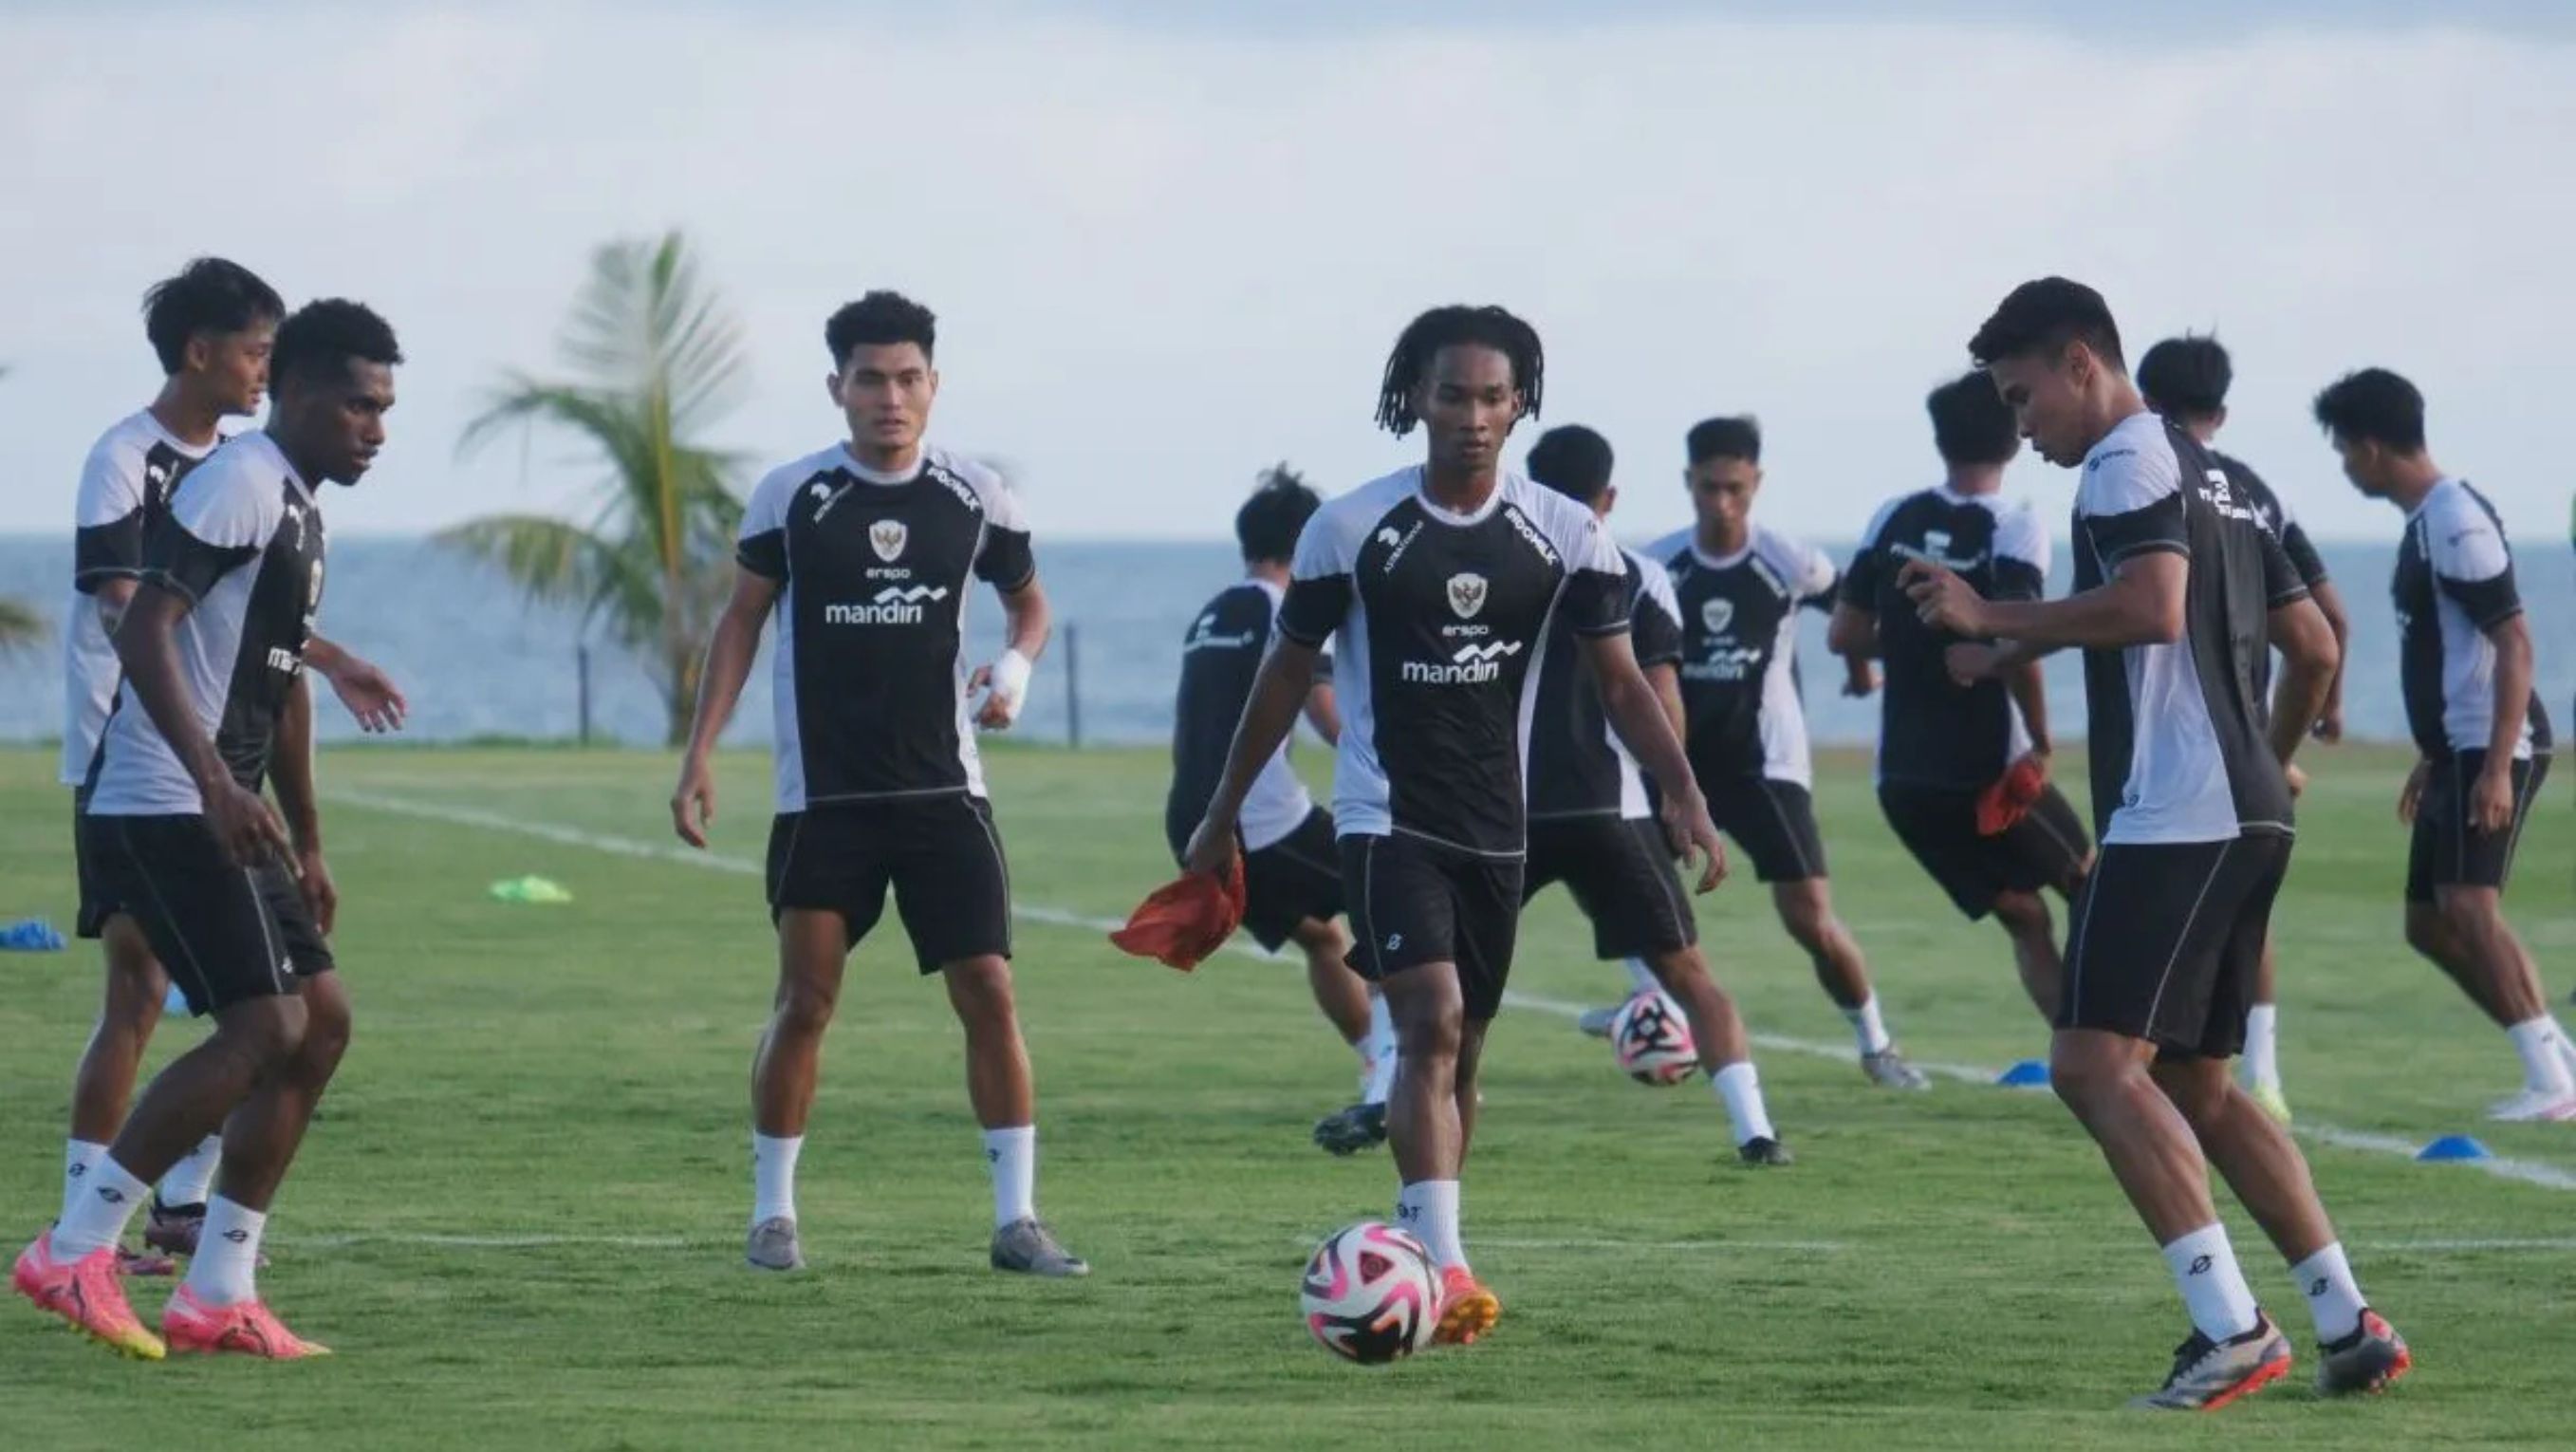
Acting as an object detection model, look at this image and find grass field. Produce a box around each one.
[3,740,2572,1449]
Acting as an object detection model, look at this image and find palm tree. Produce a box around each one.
[438,232,751,745]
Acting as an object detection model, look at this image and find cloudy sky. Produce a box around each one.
[2,1,2569,548]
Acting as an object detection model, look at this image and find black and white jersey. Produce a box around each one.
[1165,577,1322,852]
[2215,451,2328,591]
[1277,466,1629,858]
[1842,487,2048,789]
[736,443,1035,812]
[1526,548,1683,822]
[2070,413,2306,847]
[2394,476,2551,761]
[60,411,215,787]
[84,431,325,816]
[1648,524,1838,787]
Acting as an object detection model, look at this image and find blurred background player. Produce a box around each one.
[672,291,1086,1277]
[2139,334,2349,1125]
[1159,465,1399,1155]
[2313,366,2571,1122]
[1523,424,1785,1163]
[1829,374,2091,1024]
[1649,416,1930,1090]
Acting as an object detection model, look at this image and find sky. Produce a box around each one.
[2,2,2571,549]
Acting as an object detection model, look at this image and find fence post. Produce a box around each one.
[576,643,592,746]
[1064,622,1084,750]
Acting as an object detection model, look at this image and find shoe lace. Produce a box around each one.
[2162,1331,2218,1387]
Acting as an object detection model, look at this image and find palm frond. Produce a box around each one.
[433,515,623,608]
[0,595,45,656]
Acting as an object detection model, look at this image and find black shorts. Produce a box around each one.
[1340,833,1523,1021]
[1878,780,2092,921]
[2060,834,2290,1060]
[1233,808,1344,953]
[79,813,335,1016]
[767,794,1013,972]
[2407,751,2548,903]
[1700,773,1828,884]
[1522,814,1696,959]
[71,788,123,940]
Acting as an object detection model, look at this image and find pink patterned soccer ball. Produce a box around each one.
[1612,989,1699,1086]
[1299,1221,1441,1363]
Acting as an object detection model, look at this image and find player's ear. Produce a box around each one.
[924,366,939,402]
[823,371,843,407]
[182,331,213,377]
[1601,484,1619,517]
[2213,403,2229,433]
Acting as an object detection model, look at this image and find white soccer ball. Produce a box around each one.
[1299,1220,1441,1364]
[1612,989,1699,1086]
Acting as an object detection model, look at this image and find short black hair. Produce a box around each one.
[2312,367,2426,453]
[1234,463,1320,564]
[1374,305,1544,437]
[825,290,936,369]
[2137,333,2233,419]
[1685,416,1761,466]
[141,257,285,375]
[1925,372,2019,467]
[1526,424,1614,505]
[271,299,402,393]
[1967,276,2125,373]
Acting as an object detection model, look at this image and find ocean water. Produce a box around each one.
[1,534,2567,754]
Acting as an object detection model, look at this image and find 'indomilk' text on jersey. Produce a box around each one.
[1277,467,1629,857]
[85,431,325,815]
[1842,487,2048,789]
[1651,525,1837,787]
[61,411,215,787]
[1525,548,1682,821]
[1164,577,1325,853]
[737,444,1035,812]
[2393,476,2551,761]
[2070,413,2306,847]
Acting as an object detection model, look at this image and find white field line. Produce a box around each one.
[327,790,2576,1197]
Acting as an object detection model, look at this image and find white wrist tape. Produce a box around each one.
[988,648,1034,723]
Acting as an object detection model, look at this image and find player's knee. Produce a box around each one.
[2047,1038,2129,1114]
[2402,903,2447,959]
[215,992,308,1066]
[1395,1000,1463,1064]
[297,982,354,1077]
[1993,890,2050,939]
[941,957,1018,1031]
[2432,890,2497,942]
[775,976,841,1036]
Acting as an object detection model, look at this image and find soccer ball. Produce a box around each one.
[1300,1220,1441,1364]
[1612,989,1699,1086]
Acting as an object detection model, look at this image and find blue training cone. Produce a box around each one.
[1996,1058,2051,1089]
[164,983,190,1015]
[2416,1134,2493,1163]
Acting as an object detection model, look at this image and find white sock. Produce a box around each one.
[2506,1017,2576,1095]
[2161,1222,2262,1342]
[182,1196,266,1308]
[983,1126,1035,1228]
[1844,996,1893,1055]
[1712,1062,1775,1146]
[751,1132,802,1227]
[49,1154,147,1261]
[61,1140,107,1227]
[1395,1180,1465,1269]
[2240,1004,2280,1091]
[1623,957,1660,995]
[1357,995,1398,1104]
[1363,1033,1399,1108]
[158,1135,222,1209]
[2289,1241,2365,1344]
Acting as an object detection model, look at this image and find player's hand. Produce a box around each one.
[1900,559,1989,637]
[2284,761,2308,799]
[2397,758,2429,826]
[206,777,292,867]
[1661,791,1729,894]
[968,665,1013,731]
[2312,702,2344,744]
[1944,642,2005,686]
[971,648,1035,731]
[2470,759,2515,833]
[1181,813,1237,880]
[319,651,408,734]
[671,754,716,849]
[296,847,339,936]
[1840,659,1878,698]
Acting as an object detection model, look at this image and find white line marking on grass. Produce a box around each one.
[290,1233,693,1249]
[328,790,2576,1196]
[2363,1238,2576,1253]
[1478,1238,1848,1253]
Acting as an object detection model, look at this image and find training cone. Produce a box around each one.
[2416,1134,2493,1163]
[1995,1059,2050,1089]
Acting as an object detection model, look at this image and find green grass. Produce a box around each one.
[2,742,2571,1449]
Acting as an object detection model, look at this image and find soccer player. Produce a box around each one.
[2140,334,2351,1124]
[1648,417,1930,1089]
[55,260,403,1276]
[671,291,1085,1277]
[1522,424,1786,1164]
[1163,466,1398,1155]
[1828,374,2091,1022]
[1184,306,1725,1346]
[14,299,403,1360]
[2311,366,2572,1120]
[1912,278,2407,1407]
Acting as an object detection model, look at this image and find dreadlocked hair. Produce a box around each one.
[1373,305,1544,437]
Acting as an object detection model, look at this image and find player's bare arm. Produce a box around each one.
[1182,636,1320,878]
[670,566,781,848]
[1905,550,2184,650]
[302,635,408,734]
[2265,594,2338,771]
[971,576,1051,731]
[2309,576,2352,741]
[2472,611,2536,832]
[271,672,337,933]
[1581,630,1725,893]
[112,580,288,866]
[1303,678,1342,745]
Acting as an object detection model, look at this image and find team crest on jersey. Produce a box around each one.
[1446,572,1489,620]
[869,520,908,563]
[1700,598,1734,636]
